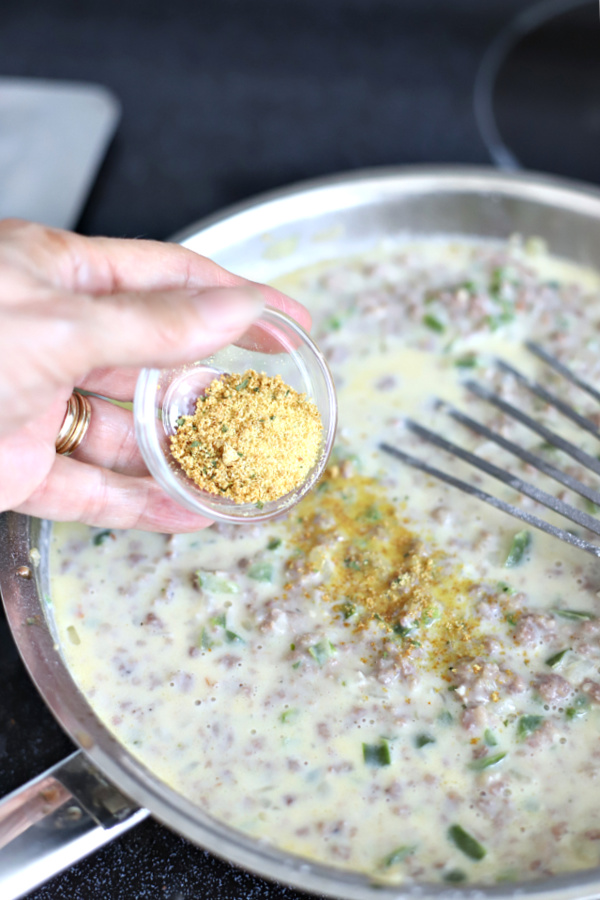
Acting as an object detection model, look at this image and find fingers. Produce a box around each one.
[77,283,314,400]
[84,285,269,372]
[0,219,311,330]
[52,281,312,381]
[14,454,212,532]
[80,234,311,329]
[13,284,264,391]
[258,287,311,332]
[0,220,314,531]
[77,367,139,401]
[0,219,312,412]
[71,397,146,476]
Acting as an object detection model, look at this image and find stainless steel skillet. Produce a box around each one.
[2,166,600,900]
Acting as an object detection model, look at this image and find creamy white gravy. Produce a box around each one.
[50,238,600,885]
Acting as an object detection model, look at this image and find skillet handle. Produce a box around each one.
[0,749,149,899]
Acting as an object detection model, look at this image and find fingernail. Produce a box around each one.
[196,286,264,330]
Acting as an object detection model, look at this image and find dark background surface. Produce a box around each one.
[0,0,557,241]
[0,1,598,898]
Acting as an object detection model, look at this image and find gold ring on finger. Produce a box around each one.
[55,391,92,456]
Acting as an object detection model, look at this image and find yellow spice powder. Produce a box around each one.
[170,369,323,505]
[283,468,489,671]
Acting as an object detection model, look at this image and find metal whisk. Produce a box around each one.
[380,342,600,559]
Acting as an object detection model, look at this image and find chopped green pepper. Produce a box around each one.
[483,729,498,747]
[423,313,445,334]
[545,648,571,669]
[381,845,415,868]
[196,573,239,594]
[489,266,506,298]
[566,695,590,719]
[497,581,515,595]
[362,504,382,522]
[448,824,486,861]
[552,608,596,621]
[517,715,544,741]
[414,733,436,749]
[325,314,343,331]
[487,310,515,331]
[225,629,245,644]
[308,640,335,666]
[468,752,506,771]
[363,740,391,767]
[340,601,356,620]
[505,530,532,567]
[444,869,467,883]
[421,607,440,626]
[454,354,478,369]
[199,628,213,650]
[247,562,273,582]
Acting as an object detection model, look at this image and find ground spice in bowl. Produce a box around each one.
[169,369,323,505]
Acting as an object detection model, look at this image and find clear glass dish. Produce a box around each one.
[134,306,338,523]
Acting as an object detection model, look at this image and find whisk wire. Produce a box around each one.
[382,345,600,557]
[439,400,600,507]
[405,419,600,538]
[496,358,600,439]
[526,341,600,406]
[465,380,600,476]
[379,442,600,559]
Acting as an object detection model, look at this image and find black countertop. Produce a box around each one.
[2,0,530,241]
[0,1,597,897]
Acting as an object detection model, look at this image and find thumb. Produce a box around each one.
[65,284,265,375]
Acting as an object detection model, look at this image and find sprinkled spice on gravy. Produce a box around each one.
[51,238,600,885]
[169,369,323,505]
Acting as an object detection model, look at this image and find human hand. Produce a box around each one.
[0,219,310,532]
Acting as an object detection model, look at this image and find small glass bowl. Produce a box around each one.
[134,306,338,524]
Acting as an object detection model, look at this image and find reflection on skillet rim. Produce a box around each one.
[4,166,600,900]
